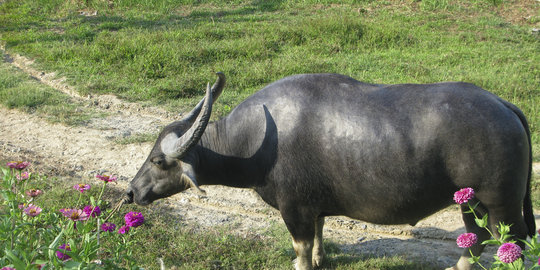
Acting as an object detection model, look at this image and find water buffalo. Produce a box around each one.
[126,72,534,270]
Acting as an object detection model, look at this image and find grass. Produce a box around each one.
[0,0,538,153]
[114,132,158,145]
[0,55,103,125]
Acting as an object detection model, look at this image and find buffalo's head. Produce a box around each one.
[125,73,225,205]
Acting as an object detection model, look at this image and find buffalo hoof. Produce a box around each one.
[445,256,473,270]
[312,251,324,268]
[293,258,313,270]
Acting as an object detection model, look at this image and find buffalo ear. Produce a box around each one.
[180,162,206,195]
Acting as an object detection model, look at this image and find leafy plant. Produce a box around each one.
[454,188,540,269]
[0,161,144,269]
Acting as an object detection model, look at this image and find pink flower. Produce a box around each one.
[56,243,71,261]
[101,222,116,232]
[453,187,475,204]
[23,204,42,218]
[60,208,89,222]
[17,171,30,181]
[26,189,43,198]
[73,183,91,193]
[497,243,522,263]
[96,174,117,183]
[456,233,478,248]
[1,267,16,270]
[83,205,101,218]
[7,161,30,170]
[118,225,130,234]
[124,211,144,227]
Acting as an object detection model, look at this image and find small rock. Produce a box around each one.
[180,198,190,204]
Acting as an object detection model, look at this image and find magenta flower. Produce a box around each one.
[118,225,130,234]
[23,204,42,218]
[73,183,91,193]
[26,189,43,198]
[125,211,144,227]
[101,222,116,232]
[83,205,101,218]
[456,233,478,248]
[17,171,30,181]
[7,161,30,170]
[453,187,475,204]
[96,174,117,183]
[497,242,522,263]
[1,267,16,270]
[60,208,89,222]
[56,243,71,261]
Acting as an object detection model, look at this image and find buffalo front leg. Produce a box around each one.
[292,238,314,270]
[312,216,325,268]
[280,207,317,270]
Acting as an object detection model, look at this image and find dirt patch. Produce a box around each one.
[2,48,540,269]
[495,0,540,26]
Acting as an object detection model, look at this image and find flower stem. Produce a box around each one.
[97,182,107,206]
[467,203,498,243]
[76,192,82,208]
[469,249,488,270]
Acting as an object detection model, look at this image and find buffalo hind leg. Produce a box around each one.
[448,202,491,270]
[312,217,325,268]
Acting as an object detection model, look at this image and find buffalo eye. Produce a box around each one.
[151,156,165,167]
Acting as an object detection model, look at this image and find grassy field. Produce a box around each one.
[0,0,539,152]
[0,0,539,269]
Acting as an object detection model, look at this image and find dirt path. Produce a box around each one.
[2,50,540,269]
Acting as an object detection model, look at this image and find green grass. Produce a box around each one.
[0,56,103,125]
[0,0,538,154]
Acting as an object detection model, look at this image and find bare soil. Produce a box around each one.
[2,50,540,269]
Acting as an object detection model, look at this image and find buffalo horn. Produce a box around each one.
[167,82,213,159]
[180,72,225,123]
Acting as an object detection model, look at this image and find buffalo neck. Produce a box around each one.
[192,107,278,188]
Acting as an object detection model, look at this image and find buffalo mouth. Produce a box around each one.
[124,189,134,204]
[124,188,154,206]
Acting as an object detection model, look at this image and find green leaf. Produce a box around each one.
[475,215,488,228]
[0,190,16,202]
[48,229,64,260]
[5,248,27,270]
[468,256,479,264]
[482,239,502,245]
[63,260,82,269]
[497,222,511,235]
